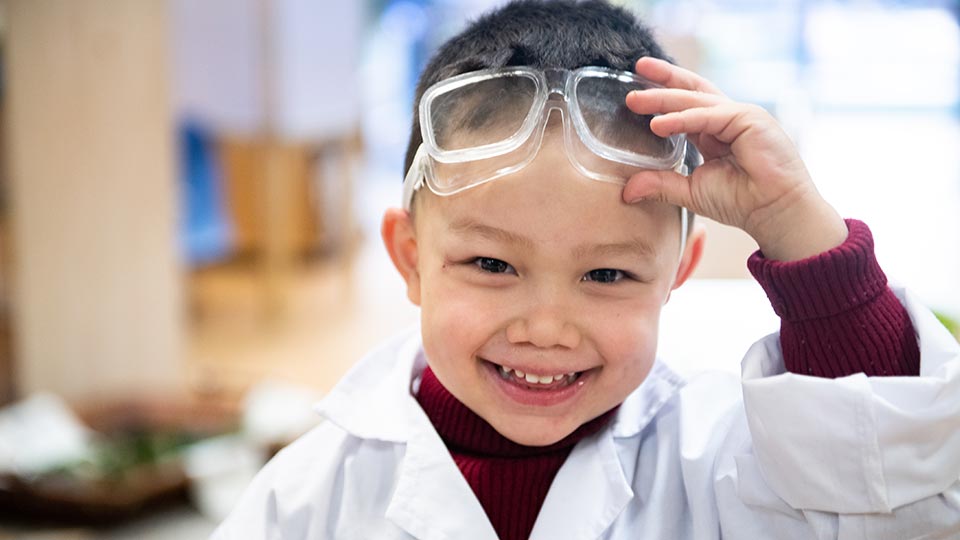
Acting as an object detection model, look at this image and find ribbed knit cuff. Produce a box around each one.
[747,219,887,322]
[747,219,919,378]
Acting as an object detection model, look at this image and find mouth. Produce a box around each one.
[481,358,591,406]
[493,363,583,390]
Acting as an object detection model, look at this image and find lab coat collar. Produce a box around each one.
[314,328,502,538]
[530,424,635,539]
[386,396,500,540]
[314,327,426,443]
[610,361,686,439]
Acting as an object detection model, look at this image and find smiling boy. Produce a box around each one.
[393,133,689,446]
[213,2,960,539]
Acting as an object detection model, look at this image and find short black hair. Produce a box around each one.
[405,0,678,177]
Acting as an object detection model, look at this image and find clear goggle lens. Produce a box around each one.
[574,74,674,159]
[429,74,540,152]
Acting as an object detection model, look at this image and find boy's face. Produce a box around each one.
[384,137,702,446]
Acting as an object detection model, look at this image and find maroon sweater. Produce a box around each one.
[415,219,919,540]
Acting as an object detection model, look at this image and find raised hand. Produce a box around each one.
[623,56,847,261]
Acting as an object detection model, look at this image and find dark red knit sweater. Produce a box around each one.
[415,218,919,540]
[747,219,919,377]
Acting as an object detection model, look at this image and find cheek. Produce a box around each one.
[592,301,663,380]
[418,265,502,377]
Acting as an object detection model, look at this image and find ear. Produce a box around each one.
[381,207,422,306]
[665,222,706,302]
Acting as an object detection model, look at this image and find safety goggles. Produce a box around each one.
[402,66,691,256]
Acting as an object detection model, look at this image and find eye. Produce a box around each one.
[583,268,625,284]
[474,257,515,274]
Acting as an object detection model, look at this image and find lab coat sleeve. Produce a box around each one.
[730,287,960,536]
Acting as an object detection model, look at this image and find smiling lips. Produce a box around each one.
[483,357,590,407]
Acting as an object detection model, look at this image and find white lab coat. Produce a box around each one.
[212,288,960,539]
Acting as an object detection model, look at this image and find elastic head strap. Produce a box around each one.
[402,145,427,211]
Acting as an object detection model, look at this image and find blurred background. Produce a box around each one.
[0,0,957,537]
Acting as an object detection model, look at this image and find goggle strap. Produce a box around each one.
[402,145,427,211]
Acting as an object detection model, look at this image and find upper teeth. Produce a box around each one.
[499,365,575,384]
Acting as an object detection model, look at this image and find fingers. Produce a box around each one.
[634,56,725,96]
[625,88,727,116]
[622,168,693,210]
[650,103,766,144]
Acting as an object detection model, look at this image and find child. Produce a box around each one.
[212,1,960,538]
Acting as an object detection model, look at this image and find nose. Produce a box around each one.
[506,306,582,350]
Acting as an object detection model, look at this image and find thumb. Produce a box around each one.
[622,169,693,208]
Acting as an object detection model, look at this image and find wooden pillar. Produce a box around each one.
[3,0,184,401]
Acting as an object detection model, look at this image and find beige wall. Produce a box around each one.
[3,0,184,401]
[692,217,759,279]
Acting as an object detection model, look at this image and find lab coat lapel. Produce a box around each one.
[320,329,495,539]
[529,429,633,540]
[528,363,682,539]
[386,404,499,540]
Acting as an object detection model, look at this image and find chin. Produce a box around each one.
[492,416,579,447]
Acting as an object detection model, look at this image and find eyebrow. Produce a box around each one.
[572,239,658,261]
[450,218,535,250]
[449,217,658,260]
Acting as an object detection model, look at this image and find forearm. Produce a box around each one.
[747,219,919,377]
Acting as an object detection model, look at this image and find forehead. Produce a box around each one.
[417,139,680,255]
